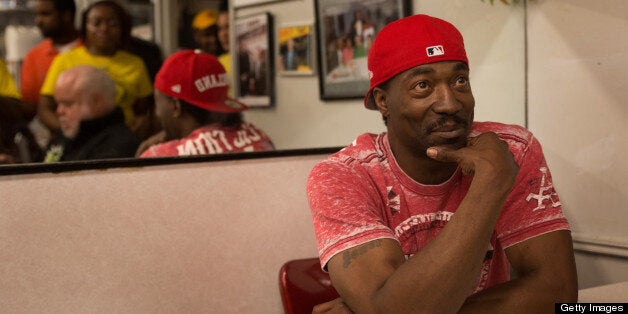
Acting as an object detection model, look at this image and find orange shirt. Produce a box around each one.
[20,38,80,107]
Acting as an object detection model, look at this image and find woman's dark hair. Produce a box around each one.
[80,0,132,48]
[179,99,243,127]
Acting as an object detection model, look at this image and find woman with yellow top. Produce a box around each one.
[38,0,153,138]
[0,59,20,100]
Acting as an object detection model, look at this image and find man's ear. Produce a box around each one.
[372,87,389,119]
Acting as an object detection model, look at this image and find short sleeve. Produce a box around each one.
[307,160,395,269]
[496,134,570,248]
[134,59,153,98]
[40,54,65,96]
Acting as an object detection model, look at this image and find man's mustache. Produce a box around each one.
[426,115,469,132]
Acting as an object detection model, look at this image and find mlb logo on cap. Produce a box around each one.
[426,45,445,57]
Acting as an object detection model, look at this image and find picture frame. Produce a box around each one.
[277,23,315,76]
[314,0,411,100]
[234,12,274,108]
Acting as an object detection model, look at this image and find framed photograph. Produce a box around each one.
[277,24,315,76]
[314,0,410,100]
[234,12,274,108]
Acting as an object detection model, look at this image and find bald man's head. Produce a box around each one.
[54,65,117,138]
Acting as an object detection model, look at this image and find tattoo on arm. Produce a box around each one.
[342,239,383,268]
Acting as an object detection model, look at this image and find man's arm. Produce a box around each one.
[325,132,519,314]
[460,230,578,313]
[38,95,60,132]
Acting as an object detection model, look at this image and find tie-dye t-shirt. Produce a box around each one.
[307,122,569,293]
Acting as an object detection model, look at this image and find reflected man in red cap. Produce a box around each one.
[137,50,274,158]
[307,14,577,313]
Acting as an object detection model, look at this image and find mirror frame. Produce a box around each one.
[0,146,343,176]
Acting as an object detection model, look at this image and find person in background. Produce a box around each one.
[127,36,163,84]
[353,34,366,58]
[138,50,274,158]
[216,1,231,83]
[126,36,164,140]
[20,0,80,120]
[38,0,153,140]
[341,37,354,67]
[0,59,21,102]
[281,38,297,71]
[307,14,577,313]
[42,65,139,162]
[1,58,41,163]
[192,9,224,57]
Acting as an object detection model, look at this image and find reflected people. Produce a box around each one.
[21,0,80,119]
[1,58,42,164]
[138,50,274,158]
[38,0,154,140]
[42,66,139,162]
[192,9,223,57]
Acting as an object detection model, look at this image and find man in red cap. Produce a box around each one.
[138,50,274,158]
[307,14,577,313]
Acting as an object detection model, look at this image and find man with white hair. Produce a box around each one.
[43,65,139,162]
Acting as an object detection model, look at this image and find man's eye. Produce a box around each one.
[456,76,468,84]
[416,82,428,89]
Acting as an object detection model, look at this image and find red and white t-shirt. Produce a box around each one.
[140,122,275,157]
[307,122,569,293]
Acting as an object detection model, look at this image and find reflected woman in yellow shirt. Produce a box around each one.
[38,0,153,139]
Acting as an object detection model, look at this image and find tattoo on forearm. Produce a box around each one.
[342,239,383,268]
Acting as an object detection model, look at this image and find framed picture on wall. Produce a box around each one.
[314,0,410,100]
[277,23,315,76]
[234,12,274,108]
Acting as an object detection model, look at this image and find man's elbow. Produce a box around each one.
[548,272,579,303]
[555,280,579,302]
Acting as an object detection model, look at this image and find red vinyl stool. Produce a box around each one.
[279,257,340,314]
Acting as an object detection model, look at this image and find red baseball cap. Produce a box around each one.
[364,14,468,110]
[155,49,248,113]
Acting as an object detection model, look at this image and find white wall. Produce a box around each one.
[234,0,526,150]
[527,0,628,288]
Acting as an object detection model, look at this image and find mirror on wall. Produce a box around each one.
[0,0,526,173]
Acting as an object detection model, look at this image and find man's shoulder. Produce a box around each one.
[114,49,146,65]
[88,123,140,156]
[25,39,54,58]
[50,46,86,65]
[316,133,386,168]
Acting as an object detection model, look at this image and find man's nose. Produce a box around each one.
[432,84,461,115]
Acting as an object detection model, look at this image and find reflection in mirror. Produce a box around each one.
[1,0,526,174]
